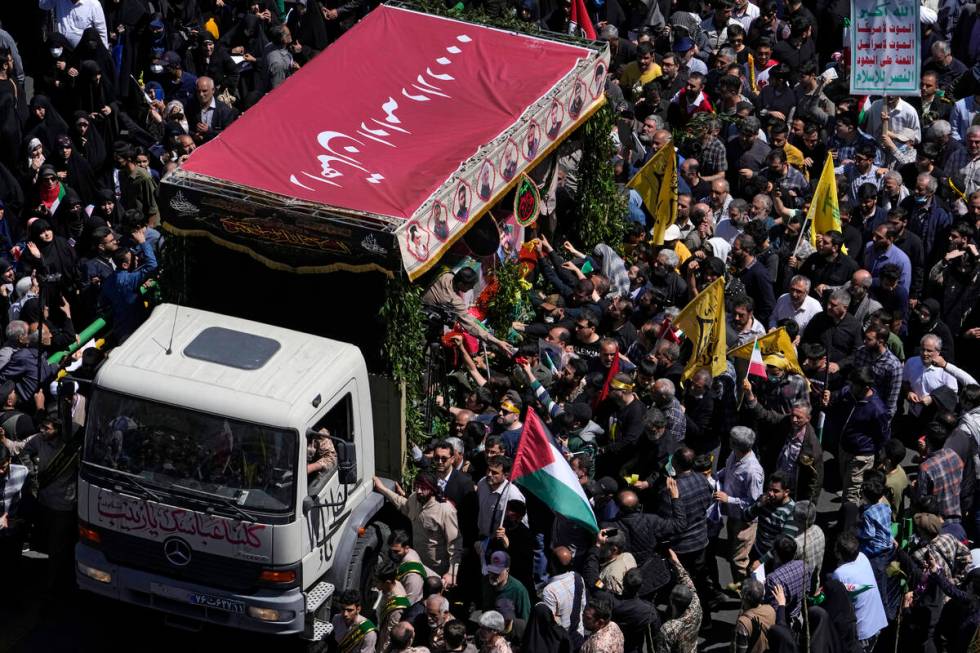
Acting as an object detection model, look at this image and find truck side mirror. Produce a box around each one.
[302,495,316,515]
[334,440,357,485]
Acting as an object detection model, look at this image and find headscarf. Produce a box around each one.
[166,100,189,133]
[70,110,107,172]
[705,236,731,263]
[593,243,630,297]
[25,95,70,153]
[521,603,572,653]
[25,137,44,170]
[71,27,118,100]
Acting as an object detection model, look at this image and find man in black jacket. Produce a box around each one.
[186,76,239,145]
[802,288,863,375]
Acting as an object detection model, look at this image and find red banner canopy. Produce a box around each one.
[171,6,607,278]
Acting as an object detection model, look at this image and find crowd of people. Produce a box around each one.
[376,0,980,651]
[0,0,978,652]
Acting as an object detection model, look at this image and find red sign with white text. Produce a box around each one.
[182,6,593,221]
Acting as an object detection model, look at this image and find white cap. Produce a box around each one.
[663,224,682,241]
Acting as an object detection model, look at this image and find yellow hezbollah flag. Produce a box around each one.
[675,277,726,381]
[807,153,842,251]
[727,327,806,380]
[627,144,678,245]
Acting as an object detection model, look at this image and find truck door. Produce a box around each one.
[301,385,358,585]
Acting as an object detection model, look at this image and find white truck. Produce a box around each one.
[75,303,394,647]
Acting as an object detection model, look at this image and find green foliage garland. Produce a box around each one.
[484,259,530,338]
[575,105,629,251]
[380,275,428,446]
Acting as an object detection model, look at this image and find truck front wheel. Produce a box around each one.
[346,521,390,615]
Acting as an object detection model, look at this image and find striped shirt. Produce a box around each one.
[745,497,799,563]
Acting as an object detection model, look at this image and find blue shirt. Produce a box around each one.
[863,243,911,293]
[100,240,158,341]
[833,553,888,641]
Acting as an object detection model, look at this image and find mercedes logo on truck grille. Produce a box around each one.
[163,537,192,567]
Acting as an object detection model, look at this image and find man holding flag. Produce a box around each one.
[807,146,844,253]
[627,126,679,246]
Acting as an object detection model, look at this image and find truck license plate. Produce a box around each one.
[188,593,246,614]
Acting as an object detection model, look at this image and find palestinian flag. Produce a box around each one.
[747,339,767,379]
[511,408,598,533]
[856,95,872,126]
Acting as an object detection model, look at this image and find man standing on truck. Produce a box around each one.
[422,267,516,355]
[99,223,158,343]
[331,589,377,653]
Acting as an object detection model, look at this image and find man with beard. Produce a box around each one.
[430,439,475,509]
[794,229,858,300]
[597,372,646,478]
[494,391,524,458]
[602,296,639,353]
[846,269,883,329]
[729,294,766,347]
[621,400,675,492]
[480,551,531,621]
[387,529,432,605]
[770,274,821,330]
[373,472,462,588]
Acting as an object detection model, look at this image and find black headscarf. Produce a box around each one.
[70,110,108,174]
[293,0,331,52]
[521,603,572,653]
[23,217,78,292]
[71,27,118,101]
[222,14,271,58]
[24,95,69,154]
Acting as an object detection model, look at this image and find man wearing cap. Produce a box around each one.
[160,51,197,108]
[39,0,108,48]
[480,550,531,621]
[472,610,511,653]
[673,36,707,76]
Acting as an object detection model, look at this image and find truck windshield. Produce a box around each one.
[83,390,297,514]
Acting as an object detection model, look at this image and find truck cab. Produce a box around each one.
[76,304,389,644]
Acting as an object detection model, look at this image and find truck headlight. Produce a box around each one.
[248,606,294,622]
[78,562,112,584]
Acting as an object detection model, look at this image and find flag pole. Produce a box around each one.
[792,216,811,258]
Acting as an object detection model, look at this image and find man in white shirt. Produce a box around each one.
[39,0,108,48]
[864,96,921,143]
[902,334,977,416]
[476,455,526,541]
[770,275,822,330]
